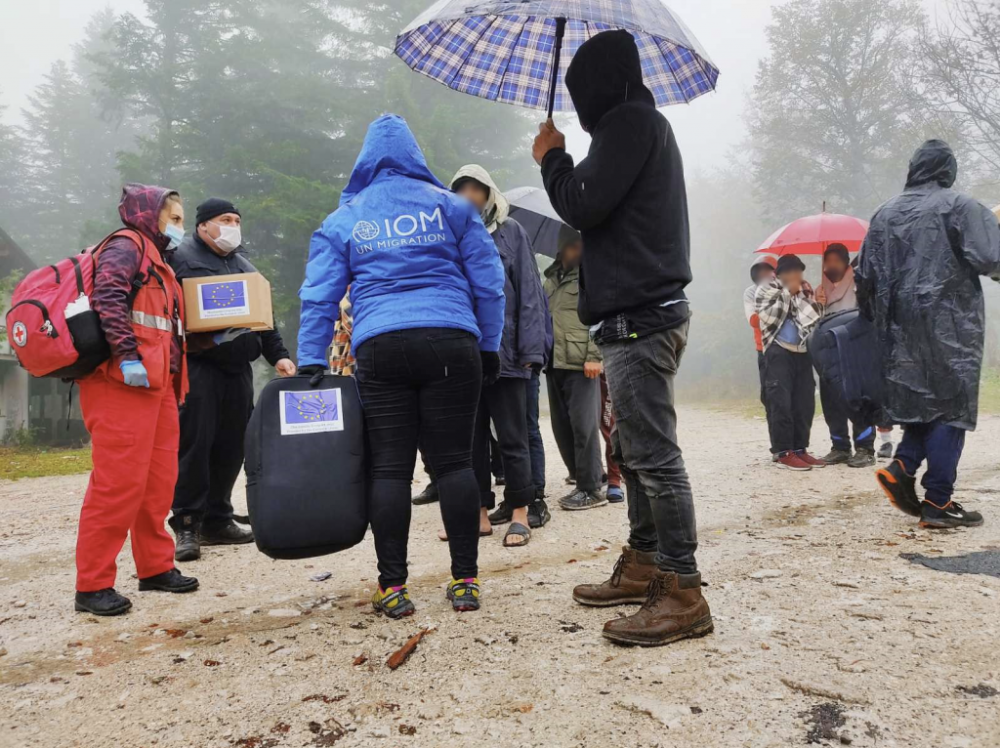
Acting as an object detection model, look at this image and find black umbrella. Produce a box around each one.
[506,186,567,259]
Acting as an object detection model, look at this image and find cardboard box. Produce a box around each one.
[183,272,274,333]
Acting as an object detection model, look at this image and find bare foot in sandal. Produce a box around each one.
[439,508,493,541]
[503,507,531,547]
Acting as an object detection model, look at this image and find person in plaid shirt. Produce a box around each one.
[329,289,355,376]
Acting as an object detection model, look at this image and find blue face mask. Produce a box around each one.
[163,224,185,250]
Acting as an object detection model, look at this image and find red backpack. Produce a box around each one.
[5,230,149,379]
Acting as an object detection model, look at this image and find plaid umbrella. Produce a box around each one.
[395,0,719,118]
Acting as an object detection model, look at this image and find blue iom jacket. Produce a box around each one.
[297,115,505,367]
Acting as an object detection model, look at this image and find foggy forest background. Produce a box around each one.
[3,0,1000,399]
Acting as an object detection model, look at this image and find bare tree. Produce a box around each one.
[921,0,1000,179]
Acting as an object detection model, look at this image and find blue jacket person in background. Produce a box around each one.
[297,115,505,618]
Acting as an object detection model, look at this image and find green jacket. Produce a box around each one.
[544,261,602,370]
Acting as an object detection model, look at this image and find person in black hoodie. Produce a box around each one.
[168,198,296,561]
[533,30,711,647]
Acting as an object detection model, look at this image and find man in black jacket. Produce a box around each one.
[533,30,711,647]
[168,198,296,561]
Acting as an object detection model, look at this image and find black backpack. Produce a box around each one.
[807,309,883,424]
[244,374,368,559]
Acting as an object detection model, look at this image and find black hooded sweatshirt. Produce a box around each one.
[541,30,691,336]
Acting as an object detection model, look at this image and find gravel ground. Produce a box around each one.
[1,407,999,748]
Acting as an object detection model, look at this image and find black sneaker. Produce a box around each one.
[920,501,984,529]
[411,483,439,505]
[877,442,894,459]
[199,521,254,546]
[488,500,514,525]
[528,499,551,528]
[821,448,851,465]
[559,489,609,511]
[138,568,199,593]
[75,588,132,616]
[876,459,921,517]
[174,529,201,562]
[848,448,876,468]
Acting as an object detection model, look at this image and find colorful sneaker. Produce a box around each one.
[775,452,811,471]
[877,442,894,459]
[876,459,921,517]
[446,578,481,611]
[796,451,827,468]
[919,501,984,529]
[821,449,851,465]
[371,585,415,619]
[606,485,625,503]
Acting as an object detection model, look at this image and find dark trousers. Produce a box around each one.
[896,422,966,508]
[474,376,535,510]
[599,373,621,488]
[526,371,545,496]
[547,368,603,493]
[171,359,253,533]
[602,323,697,575]
[763,345,815,454]
[356,328,482,588]
[757,350,767,407]
[819,378,875,452]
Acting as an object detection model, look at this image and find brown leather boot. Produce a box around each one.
[572,546,657,607]
[601,570,713,646]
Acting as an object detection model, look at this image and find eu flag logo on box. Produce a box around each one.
[197,279,249,319]
[279,388,344,435]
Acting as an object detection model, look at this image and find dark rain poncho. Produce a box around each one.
[856,140,1000,430]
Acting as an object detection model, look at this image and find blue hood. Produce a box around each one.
[340,115,445,206]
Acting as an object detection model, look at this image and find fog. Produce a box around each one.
[2,0,999,400]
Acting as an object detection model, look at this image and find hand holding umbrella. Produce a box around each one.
[533,120,566,165]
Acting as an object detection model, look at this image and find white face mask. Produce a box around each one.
[211,222,242,253]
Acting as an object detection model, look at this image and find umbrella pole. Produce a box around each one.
[546,17,567,121]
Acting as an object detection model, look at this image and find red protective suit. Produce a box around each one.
[76,184,189,592]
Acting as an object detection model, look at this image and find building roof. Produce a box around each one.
[0,226,35,279]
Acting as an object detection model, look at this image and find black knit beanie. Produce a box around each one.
[196,197,240,226]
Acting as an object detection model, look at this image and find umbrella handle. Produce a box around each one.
[547,17,567,120]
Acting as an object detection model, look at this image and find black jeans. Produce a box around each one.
[819,378,875,452]
[526,371,545,496]
[757,350,767,407]
[474,376,535,510]
[355,328,482,588]
[602,322,698,575]
[763,345,815,455]
[171,359,253,533]
[547,368,603,493]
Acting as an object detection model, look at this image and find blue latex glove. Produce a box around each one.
[119,359,150,388]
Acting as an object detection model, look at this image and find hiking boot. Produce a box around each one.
[848,448,876,468]
[527,499,551,529]
[174,529,201,562]
[372,585,415,619]
[573,547,657,607]
[200,521,254,546]
[601,570,714,647]
[821,448,851,465]
[606,485,625,503]
[877,442,894,459]
[876,459,921,517]
[138,568,199,593]
[446,578,481,612]
[75,588,132,616]
[411,483,439,506]
[920,500,984,529]
[559,489,609,511]
[488,500,513,526]
[797,451,826,468]
[775,452,811,471]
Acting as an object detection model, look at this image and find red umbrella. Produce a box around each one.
[756,210,869,256]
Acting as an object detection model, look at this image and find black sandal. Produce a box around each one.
[503,522,531,547]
